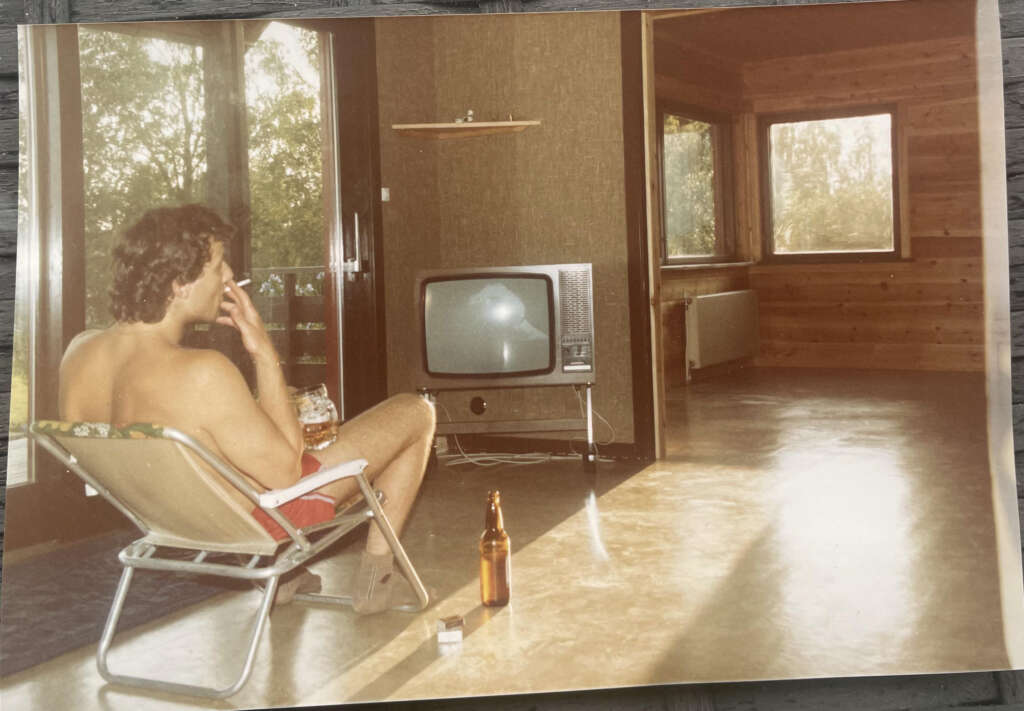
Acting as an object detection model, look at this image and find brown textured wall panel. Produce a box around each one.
[376,12,634,442]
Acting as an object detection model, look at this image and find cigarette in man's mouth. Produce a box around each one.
[225,278,252,292]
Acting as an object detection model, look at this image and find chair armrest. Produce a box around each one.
[258,458,368,509]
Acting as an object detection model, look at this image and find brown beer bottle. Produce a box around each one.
[479,490,511,606]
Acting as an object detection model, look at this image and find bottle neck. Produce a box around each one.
[485,499,504,531]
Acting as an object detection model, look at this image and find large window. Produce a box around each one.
[76,22,332,387]
[12,22,336,489]
[79,28,209,329]
[245,23,330,382]
[762,109,898,261]
[659,106,733,264]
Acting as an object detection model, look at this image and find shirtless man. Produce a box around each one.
[59,204,435,613]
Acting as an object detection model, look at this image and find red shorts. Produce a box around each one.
[251,453,338,541]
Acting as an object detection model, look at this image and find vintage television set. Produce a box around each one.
[414,263,595,389]
[411,262,598,467]
[414,263,598,468]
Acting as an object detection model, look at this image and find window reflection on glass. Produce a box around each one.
[662,114,717,259]
[9,31,33,486]
[769,113,894,255]
[245,23,329,385]
[79,28,208,329]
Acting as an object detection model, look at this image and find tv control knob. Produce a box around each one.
[470,396,487,415]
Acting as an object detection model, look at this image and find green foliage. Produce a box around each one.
[79,30,209,328]
[77,23,326,328]
[246,27,324,270]
[770,115,893,254]
[662,115,717,258]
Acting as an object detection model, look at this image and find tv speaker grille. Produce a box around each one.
[559,267,592,339]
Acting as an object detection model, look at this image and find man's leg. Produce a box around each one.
[314,391,435,557]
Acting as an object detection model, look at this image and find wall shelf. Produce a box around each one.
[391,120,541,139]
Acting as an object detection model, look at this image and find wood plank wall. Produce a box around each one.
[654,5,986,377]
[745,33,986,372]
[653,29,750,385]
[0,1,1022,710]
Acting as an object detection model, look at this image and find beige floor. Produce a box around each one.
[0,368,1010,710]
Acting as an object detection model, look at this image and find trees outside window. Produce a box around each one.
[74,22,331,390]
[245,22,325,298]
[763,110,896,260]
[660,107,733,264]
[79,29,209,329]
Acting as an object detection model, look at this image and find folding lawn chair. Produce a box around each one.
[28,420,430,699]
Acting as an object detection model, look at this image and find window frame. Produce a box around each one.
[657,101,736,266]
[758,104,902,264]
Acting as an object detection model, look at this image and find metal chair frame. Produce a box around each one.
[29,423,429,699]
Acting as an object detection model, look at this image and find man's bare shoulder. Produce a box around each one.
[62,328,107,362]
[174,347,245,388]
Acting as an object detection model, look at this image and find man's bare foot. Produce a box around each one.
[274,567,322,606]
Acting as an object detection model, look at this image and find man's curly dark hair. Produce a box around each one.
[110,204,235,323]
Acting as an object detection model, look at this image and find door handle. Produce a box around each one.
[343,212,363,281]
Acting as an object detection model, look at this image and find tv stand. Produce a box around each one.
[418,382,597,472]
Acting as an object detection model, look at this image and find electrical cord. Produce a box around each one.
[434,399,615,467]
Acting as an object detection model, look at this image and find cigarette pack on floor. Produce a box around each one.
[437,615,464,644]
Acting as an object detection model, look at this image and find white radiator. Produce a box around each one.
[685,289,759,371]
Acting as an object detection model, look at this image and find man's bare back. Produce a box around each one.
[60,327,234,461]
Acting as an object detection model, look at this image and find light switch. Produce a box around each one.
[381,187,391,202]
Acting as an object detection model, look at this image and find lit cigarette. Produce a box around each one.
[225,278,252,292]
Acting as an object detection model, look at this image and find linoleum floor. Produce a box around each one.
[0,368,1010,710]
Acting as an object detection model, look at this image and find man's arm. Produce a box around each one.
[201,279,305,489]
[219,279,304,454]
[194,350,304,490]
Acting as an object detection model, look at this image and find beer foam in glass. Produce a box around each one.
[291,384,339,450]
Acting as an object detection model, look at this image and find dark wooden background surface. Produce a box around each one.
[0,1,1021,709]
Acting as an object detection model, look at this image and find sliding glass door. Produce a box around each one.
[9,18,388,546]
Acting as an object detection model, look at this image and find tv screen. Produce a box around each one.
[423,275,554,376]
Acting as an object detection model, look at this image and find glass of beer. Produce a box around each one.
[291,384,339,451]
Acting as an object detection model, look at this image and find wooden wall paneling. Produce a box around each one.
[896,103,913,258]
[653,30,744,115]
[0,0,18,76]
[745,40,977,97]
[660,299,685,387]
[0,6,17,556]
[659,270,748,300]
[905,96,981,134]
[1008,0,1024,566]
[742,35,976,88]
[654,72,744,115]
[750,80,981,115]
[652,22,749,397]
[758,340,985,371]
[759,317,983,347]
[734,1,985,374]
[733,112,761,263]
[710,673,1003,711]
[0,79,15,166]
